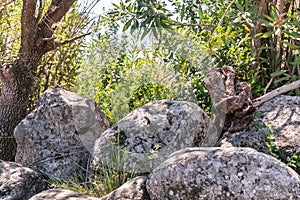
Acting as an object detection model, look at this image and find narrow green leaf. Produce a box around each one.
[284,31,300,39]
[155,16,161,27]
[235,2,244,12]
[264,14,275,22]
[270,71,285,77]
[198,7,203,18]
[141,16,153,27]
[141,27,150,39]
[260,31,274,38]
[290,56,300,65]
[112,3,120,9]
[123,18,133,32]
[131,19,139,34]
[180,5,185,21]
[285,41,300,50]
[274,76,289,84]
[120,2,125,10]
[259,18,273,27]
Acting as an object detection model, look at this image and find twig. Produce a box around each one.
[253,79,300,107]
[166,21,215,28]
[264,76,274,94]
[210,0,236,38]
[55,32,91,48]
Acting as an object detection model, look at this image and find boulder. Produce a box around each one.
[219,119,270,154]
[14,88,109,180]
[219,95,300,171]
[29,189,101,200]
[99,176,150,200]
[0,161,46,200]
[146,147,300,199]
[92,100,210,174]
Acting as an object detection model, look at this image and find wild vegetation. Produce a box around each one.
[0,0,299,197]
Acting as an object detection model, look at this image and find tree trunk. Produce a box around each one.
[0,59,36,161]
[0,0,76,161]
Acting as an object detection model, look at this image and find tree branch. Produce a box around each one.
[20,0,38,54]
[39,0,76,37]
[35,0,76,55]
[55,32,92,48]
[166,21,215,28]
[253,80,300,107]
[210,0,236,38]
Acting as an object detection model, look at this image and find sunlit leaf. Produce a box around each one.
[260,31,274,38]
[123,18,133,32]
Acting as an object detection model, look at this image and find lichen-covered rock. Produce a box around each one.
[14,88,109,180]
[0,161,47,200]
[219,95,300,171]
[92,100,210,174]
[99,176,150,200]
[219,119,270,154]
[147,147,300,200]
[29,189,101,200]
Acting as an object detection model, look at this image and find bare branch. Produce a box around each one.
[41,32,91,53]
[264,77,274,94]
[253,80,300,107]
[55,32,91,48]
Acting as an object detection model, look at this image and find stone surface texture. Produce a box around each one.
[147,147,300,200]
[29,189,101,200]
[219,95,300,164]
[92,100,210,173]
[14,88,109,180]
[100,176,150,200]
[0,161,47,200]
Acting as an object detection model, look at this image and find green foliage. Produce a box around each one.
[265,123,280,159]
[109,0,300,99]
[264,122,300,174]
[129,82,171,109]
[113,0,173,37]
[76,25,215,124]
[0,0,21,63]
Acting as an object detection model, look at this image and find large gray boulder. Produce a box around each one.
[14,88,109,180]
[0,161,47,200]
[219,95,300,172]
[92,100,210,173]
[29,189,101,200]
[99,176,150,200]
[147,147,300,199]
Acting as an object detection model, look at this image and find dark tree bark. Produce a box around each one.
[0,0,76,161]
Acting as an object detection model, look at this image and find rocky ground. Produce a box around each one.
[0,89,299,199]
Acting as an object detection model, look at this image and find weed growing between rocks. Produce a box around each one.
[49,166,137,197]
[49,143,144,197]
[263,122,300,175]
